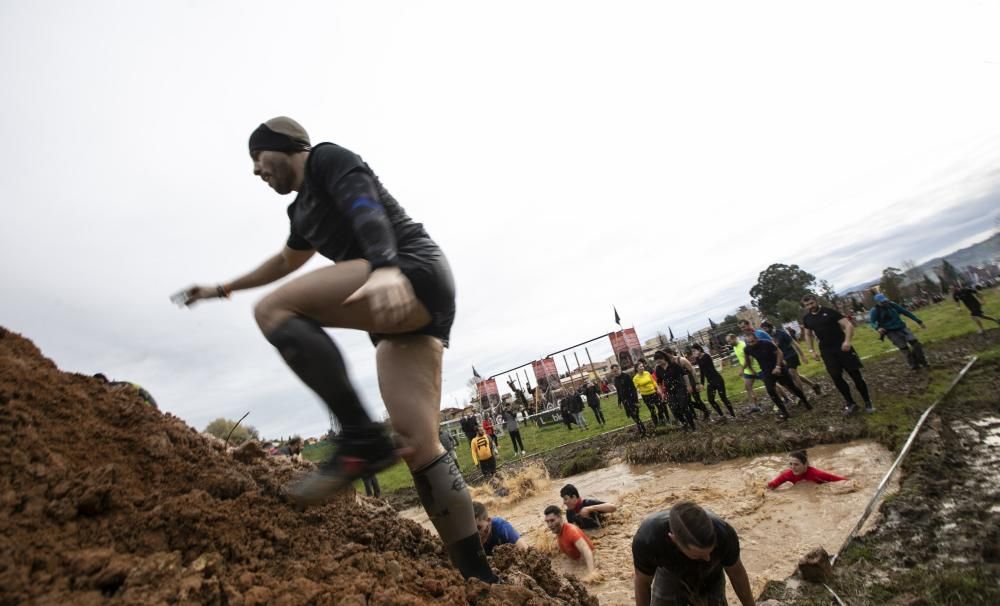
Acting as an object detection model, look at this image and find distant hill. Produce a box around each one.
[841,232,1000,293]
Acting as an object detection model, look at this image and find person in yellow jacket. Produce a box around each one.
[471,427,497,477]
[632,359,668,427]
[727,334,762,413]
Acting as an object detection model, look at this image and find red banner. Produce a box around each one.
[532,358,562,393]
[610,328,644,368]
[476,378,500,411]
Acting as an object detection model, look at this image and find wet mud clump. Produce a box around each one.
[0,328,594,605]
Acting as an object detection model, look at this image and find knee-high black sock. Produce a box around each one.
[830,373,855,405]
[846,368,871,405]
[265,316,371,426]
[413,453,497,583]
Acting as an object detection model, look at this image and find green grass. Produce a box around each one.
[302,288,1000,493]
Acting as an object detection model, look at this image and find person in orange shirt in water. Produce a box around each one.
[544,505,596,577]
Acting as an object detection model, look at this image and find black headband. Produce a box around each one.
[248,123,311,155]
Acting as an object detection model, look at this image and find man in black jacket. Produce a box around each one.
[583,381,606,426]
[611,364,645,435]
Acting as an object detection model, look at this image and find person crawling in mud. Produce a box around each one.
[767,449,846,490]
[173,117,497,583]
[560,483,617,530]
[276,436,303,461]
[544,505,597,578]
[473,501,527,555]
[631,501,755,606]
[93,373,158,408]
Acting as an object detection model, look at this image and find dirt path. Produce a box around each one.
[404,440,896,605]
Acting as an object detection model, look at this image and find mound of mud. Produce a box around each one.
[0,328,594,605]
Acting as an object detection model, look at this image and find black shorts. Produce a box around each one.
[820,347,863,376]
[370,239,456,347]
[785,354,801,369]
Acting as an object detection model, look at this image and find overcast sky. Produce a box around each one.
[2,1,999,440]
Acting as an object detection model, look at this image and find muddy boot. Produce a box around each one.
[811,383,822,395]
[843,403,859,416]
[286,424,398,506]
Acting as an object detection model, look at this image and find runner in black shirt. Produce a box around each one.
[612,364,646,436]
[632,501,755,606]
[800,295,872,415]
[760,320,821,395]
[689,345,735,418]
[653,350,697,431]
[174,117,495,583]
[743,333,812,421]
[952,284,1000,334]
[677,349,714,421]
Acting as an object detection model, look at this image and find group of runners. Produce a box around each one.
[171,118,996,604]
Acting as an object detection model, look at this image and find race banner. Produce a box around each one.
[610,328,644,368]
[532,358,562,394]
[476,378,501,411]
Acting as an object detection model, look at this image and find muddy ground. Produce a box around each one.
[0,327,597,605]
[387,332,991,511]
[404,441,895,605]
[3,327,996,605]
[759,348,1000,605]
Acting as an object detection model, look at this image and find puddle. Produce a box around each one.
[402,440,896,605]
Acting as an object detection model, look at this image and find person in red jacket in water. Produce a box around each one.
[767,450,847,489]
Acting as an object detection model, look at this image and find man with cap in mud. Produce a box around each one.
[632,501,755,606]
[175,117,497,583]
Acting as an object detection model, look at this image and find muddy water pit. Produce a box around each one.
[405,440,896,605]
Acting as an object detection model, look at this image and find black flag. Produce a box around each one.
[473,365,482,380]
[614,306,622,327]
[709,318,717,329]
[669,326,675,340]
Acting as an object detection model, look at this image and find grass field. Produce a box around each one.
[302,288,1000,493]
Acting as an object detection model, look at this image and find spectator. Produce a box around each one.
[501,405,527,456]
[571,389,589,429]
[439,425,459,461]
[471,428,497,478]
[560,396,576,430]
[583,381,606,426]
[482,416,498,449]
[460,415,477,443]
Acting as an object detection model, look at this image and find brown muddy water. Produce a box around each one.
[402,440,896,605]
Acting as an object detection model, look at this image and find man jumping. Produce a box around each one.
[175,117,496,582]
